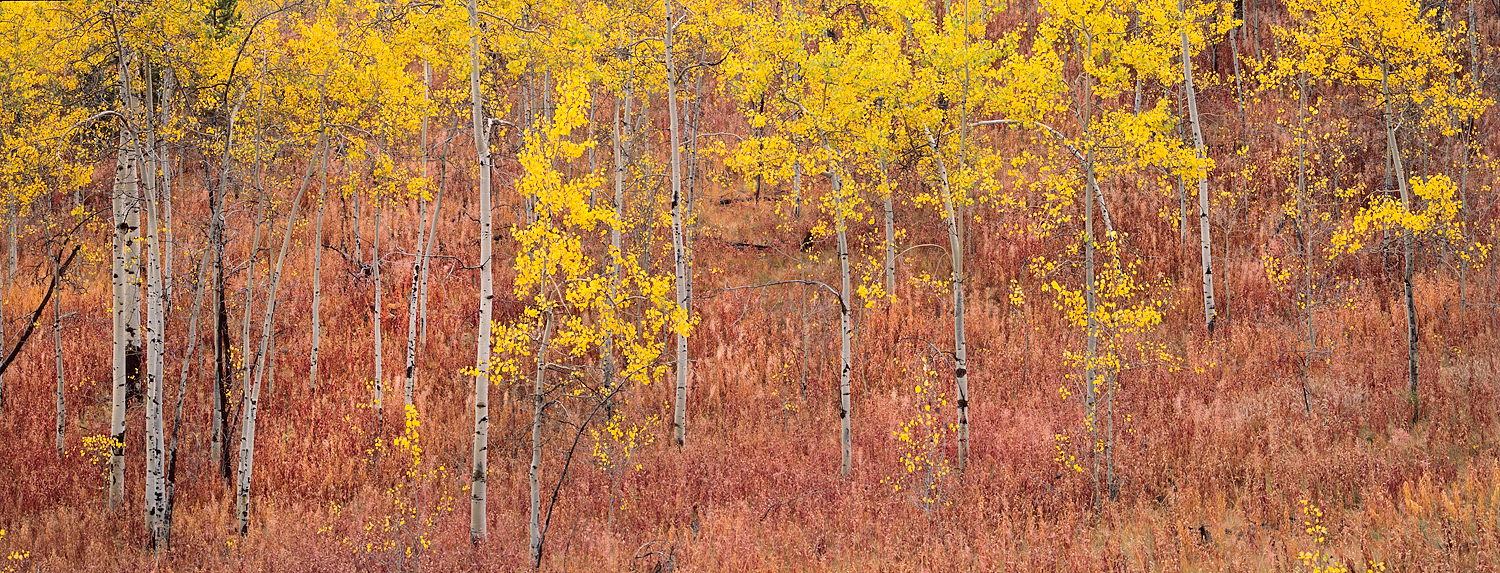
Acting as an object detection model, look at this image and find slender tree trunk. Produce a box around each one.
[164,234,213,550]
[666,0,691,447]
[1180,14,1217,334]
[52,247,64,457]
[159,67,175,302]
[236,135,325,535]
[109,44,141,509]
[529,313,555,567]
[1296,73,1313,414]
[881,159,895,301]
[922,127,969,474]
[373,194,384,417]
[831,161,853,476]
[605,70,634,406]
[211,98,242,485]
[141,115,168,551]
[1381,64,1419,422]
[404,60,432,408]
[310,132,329,391]
[468,0,493,541]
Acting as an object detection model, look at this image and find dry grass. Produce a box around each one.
[5,28,1500,573]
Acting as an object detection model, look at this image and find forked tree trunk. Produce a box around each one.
[1180,6,1217,334]
[468,0,493,541]
[1381,63,1419,422]
[666,0,691,448]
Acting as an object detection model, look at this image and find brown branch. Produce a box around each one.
[0,244,80,378]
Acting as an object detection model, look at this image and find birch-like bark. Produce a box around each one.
[141,114,168,550]
[404,59,431,407]
[605,69,634,405]
[158,67,175,301]
[373,194,384,417]
[831,162,853,476]
[52,247,64,457]
[881,158,896,301]
[1381,62,1419,422]
[468,0,493,541]
[108,44,141,511]
[310,132,329,391]
[529,313,554,567]
[923,127,969,474]
[666,0,691,448]
[236,135,325,535]
[1180,5,1217,334]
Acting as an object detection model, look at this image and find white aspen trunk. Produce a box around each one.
[792,161,802,220]
[373,194,384,417]
[605,71,634,403]
[666,0,691,448]
[1381,63,1419,421]
[164,224,214,549]
[831,163,853,476]
[236,135,325,535]
[468,0,492,541]
[922,127,969,474]
[53,248,64,457]
[529,314,554,567]
[881,159,895,301]
[108,43,140,511]
[159,67,175,301]
[1180,9,1217,334]
[404,59,431,407]
[141,118,168,550]
[1079,71,1103,505]
[310,133,329,391]
[241,111,267,408]
[419,62,434,347]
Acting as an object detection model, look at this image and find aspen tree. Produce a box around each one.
[666,0,692,448]
[1178,0,1216,334]
[990,0,1210,503]
[1274,0,1490,422]
[467,0,492,541]
[108,37,141,512]
[237,134,327,535]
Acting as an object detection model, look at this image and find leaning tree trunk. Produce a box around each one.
[1180,7,1217,334]
[236,135,325,535]
[468,0,493,542]
[1381,63,1419,422]
[666,0,691,448]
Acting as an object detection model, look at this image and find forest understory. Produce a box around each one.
[2,0,1500,571]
